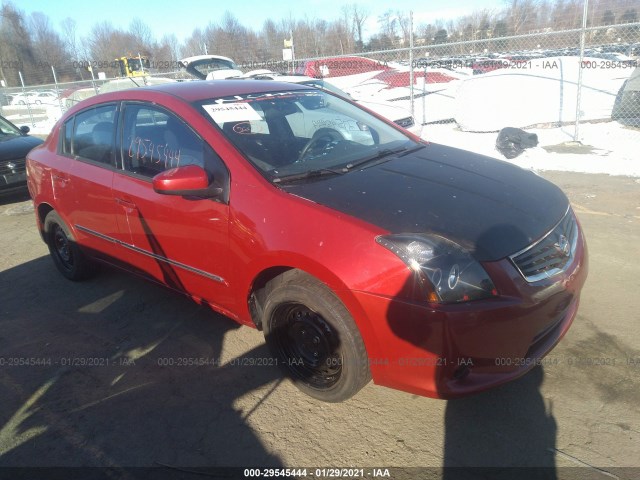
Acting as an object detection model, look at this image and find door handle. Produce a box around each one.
[115,197,138,210]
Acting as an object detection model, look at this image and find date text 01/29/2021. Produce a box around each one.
[243,468,391,478]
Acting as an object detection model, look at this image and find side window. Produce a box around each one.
[72,105,117,164]
[122,104,210,178]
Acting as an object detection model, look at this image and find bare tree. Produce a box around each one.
[621,8,638,23]
[505,0,541,34]
[60,17,87,80]
[160,34,179,63]
[30,12,67,68]
[396,11,411,45]
[257,19,284,62]
[377,10,398,45]
[0,3,36,85]
[180,28,206,58]
[349,4,369,50]
[61,18,78,58]
[602,9,616,25]
[129,17,154,56]
[551,0,583,29]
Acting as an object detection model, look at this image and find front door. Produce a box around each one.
[111,103,234,313]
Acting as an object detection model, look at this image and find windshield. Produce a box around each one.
[127,58,149,71]
[0,116,21,136]
[196,89,417,181]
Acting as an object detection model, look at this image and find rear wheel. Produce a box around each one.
[262,270,370,402]
[44,211,93,281]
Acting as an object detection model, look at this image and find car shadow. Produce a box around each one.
[0,255,285,470]
[442,366,557,479]
[385,223,558,478]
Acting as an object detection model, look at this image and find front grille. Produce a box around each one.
[394,116,415,128]
[510,208,578,282]
[0,158,26,176]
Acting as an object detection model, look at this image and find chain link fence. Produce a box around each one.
[290,22,640,132]
[1,19,638,163]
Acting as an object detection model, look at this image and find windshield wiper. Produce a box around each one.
[397,144,427,156]
[272,167,345,184]
[344,148,404,170]
[343,144,425,171]
[272,144,427,184]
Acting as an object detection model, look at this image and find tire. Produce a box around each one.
[262,270,371,402]
[44,210,94,281]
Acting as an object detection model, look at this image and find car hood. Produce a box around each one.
[0,134,44,159]
[282,143,569,262]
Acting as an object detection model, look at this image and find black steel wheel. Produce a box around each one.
[270,303,343,389]
[263,270,370,402]
[44,210,93,281]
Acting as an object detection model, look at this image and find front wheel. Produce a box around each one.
[44,211,94,281]
[262,270,371,402]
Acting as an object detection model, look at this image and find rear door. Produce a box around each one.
[58,103,124,262]
[111,102,233,312]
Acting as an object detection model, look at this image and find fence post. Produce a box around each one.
[51,65,64,113]
[422,62,427,126]
[409,11,414,119]
[87,60,99,95]
[18,71,35,128]
[573,0,590,142]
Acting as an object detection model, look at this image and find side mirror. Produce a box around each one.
[152,165,222,198]
[20,126,30,134]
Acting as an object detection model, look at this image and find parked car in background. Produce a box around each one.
[180,55,243,80]
[0,115,44,194]
[10,92,37,106]
[241,71,420,134]
[612,66,640,127]
[294,56,389,78]
[627,43,640,58]
[0,93,13,106]
[10,90,58,106]
[31,91,59,105]
[27,80,587,402]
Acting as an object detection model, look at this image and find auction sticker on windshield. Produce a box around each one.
[202,103,262,123]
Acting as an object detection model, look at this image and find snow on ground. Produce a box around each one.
[421,120,640,177]
[30,121,57,135]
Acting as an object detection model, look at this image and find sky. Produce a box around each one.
[19,0,506,42]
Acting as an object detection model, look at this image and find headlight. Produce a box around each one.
[376,234,497,303]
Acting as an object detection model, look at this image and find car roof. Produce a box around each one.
[114,79,313,103]
[64,80,321,118]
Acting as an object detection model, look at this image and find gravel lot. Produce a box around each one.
[0,171,638,479]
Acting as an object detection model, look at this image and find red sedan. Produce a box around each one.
[26,80,587,402]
